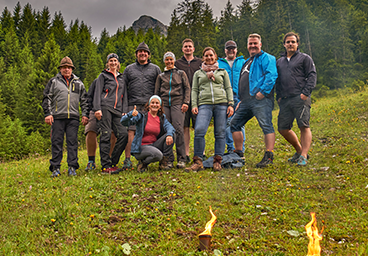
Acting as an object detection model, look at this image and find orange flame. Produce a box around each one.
[199,206,217,236]
[305,212,323,256]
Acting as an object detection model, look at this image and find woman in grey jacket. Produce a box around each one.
[155,52,190,169]
[186,47,234,172]
[93,53,128,173]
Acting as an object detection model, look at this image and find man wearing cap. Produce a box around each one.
[42,56,89,177]
[122,42,161,170]
[230,33,278,168]
[175,38,202,163]
[218,40,246,154]
[276,32,316,166]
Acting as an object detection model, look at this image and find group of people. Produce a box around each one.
[42,32,316,177]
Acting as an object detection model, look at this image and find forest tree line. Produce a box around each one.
[0,0,367,160]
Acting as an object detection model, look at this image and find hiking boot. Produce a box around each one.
[122,158,133,170]
[136,161,148,173]
[234,150,244,158]
[213,155,222,172]
[297,155,308,166]
[85,161,96,171]
[185,156,204,172]
[256,151,274,168]
[176,161,186,169]
[68,167,77,176]
[288,152,310,163]
[159,156,171,170]
[185,155,191,163]
[288,152,301,163]
[51,168,61,178]
[101,167,115,174]
[111,166,122,175]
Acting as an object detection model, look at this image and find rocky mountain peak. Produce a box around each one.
[131,15,168,36]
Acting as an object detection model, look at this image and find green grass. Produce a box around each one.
[1,88,367,255]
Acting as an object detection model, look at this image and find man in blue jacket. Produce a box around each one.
[230,34,278,168]
[218,40,245,153]
[276,32,316,166]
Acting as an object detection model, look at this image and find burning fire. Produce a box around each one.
[305,212,323,256]
[199,206,217,236]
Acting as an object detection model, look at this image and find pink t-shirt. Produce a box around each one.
[141,113,161,145]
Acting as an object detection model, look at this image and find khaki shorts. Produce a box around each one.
[84,111,98,135]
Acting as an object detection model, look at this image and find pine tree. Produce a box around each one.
[50,11,67,51]
[25,34,61,136]
[1,7,14,33]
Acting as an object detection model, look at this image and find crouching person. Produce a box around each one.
[118,96,175,173]
[42,56,89,177]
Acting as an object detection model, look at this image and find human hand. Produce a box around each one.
[255,92,264,100]
[300,94,307,101]
[45,115,54,126]
[227,106,234,117]
[132,105,138,116]
[94,110,102,120]
[235,101,241,111]
[192,107,198,115]
[81,116,89,126]
[181,104,188,113]
[166,136,173,145]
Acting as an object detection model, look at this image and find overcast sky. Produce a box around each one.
[0,0,245,38]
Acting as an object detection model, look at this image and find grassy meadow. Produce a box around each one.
[0,88,367,256]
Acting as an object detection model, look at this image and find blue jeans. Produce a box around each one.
[226,95,245,152]
[194,104,227,158]
[230,97,275,135]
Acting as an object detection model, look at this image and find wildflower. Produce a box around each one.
[89,195,93,198]
[70,222,73,225]
[51,219,56,222]
[173,193,176,196]
[346,160,351,164]
[196,201,199,205]
[197,186,200,189]
[90,214,95,218]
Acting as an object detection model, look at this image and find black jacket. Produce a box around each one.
[123,60,161,106]
[275,50,317,100]
[93,70,128,113]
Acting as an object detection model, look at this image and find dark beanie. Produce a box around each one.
[136,42,150,54]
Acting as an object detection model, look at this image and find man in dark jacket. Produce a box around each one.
[42,56,89,177]
[122,42,161,169]
[276,32,317,166]
[175,38,202,163]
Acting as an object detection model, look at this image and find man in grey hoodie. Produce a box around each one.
[42,56,89,177]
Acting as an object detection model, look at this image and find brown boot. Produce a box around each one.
[213,155,222,171]
[185,156,204,172]
[159,156,171,170]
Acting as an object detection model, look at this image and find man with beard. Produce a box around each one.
[218,40,246,153]
[122,42,161,170]
[230,34,278,168]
